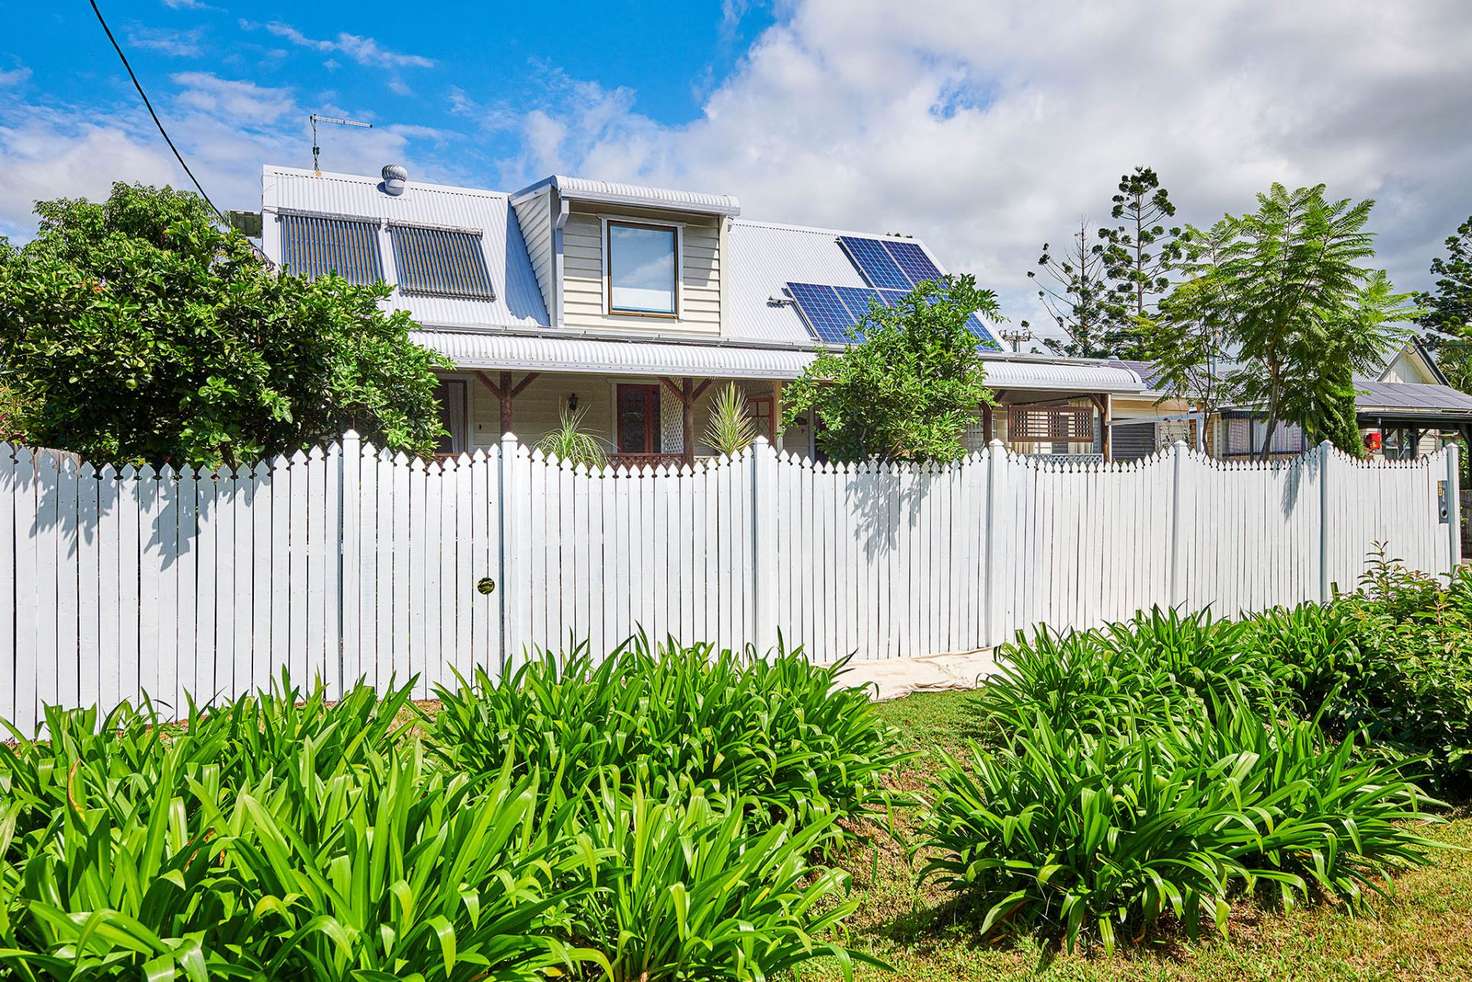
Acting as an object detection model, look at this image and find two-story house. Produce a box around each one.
[260,163,1153,464]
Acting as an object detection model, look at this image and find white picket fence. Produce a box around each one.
[0,434,1460,731]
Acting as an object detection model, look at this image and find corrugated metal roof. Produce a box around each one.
[725,220,887,344]
[540,175,741,216]
[1356,381,1472,414]
[413,330,815,380]
[983,356,1144,393]
[413,329,1143,393]
[261,166,548,329]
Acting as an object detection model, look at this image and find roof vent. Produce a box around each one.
[381,163,408,196]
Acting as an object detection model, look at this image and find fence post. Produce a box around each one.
[1447,441,1462,573]
[498,432,519,674]
[1319,440,1333,602]
[750,435,778,653]
[339,430,360,694]
[1169,440,1187,608]
[985,439,1005,648]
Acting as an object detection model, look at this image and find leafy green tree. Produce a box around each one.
[1097,166,1184,358]
[0,182,449,468]
[1140,218,1236,422]
[1147,184,1415,459]
[1416,215,1472,390]
[781,275,1000,463]
[1029,221,1110,358]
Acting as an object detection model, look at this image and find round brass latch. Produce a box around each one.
[476,577,496,595]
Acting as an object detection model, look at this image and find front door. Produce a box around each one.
[616,384,661,454]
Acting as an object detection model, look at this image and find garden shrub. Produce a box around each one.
[1,665,882,980]
[919,702,1438,952]
[1259,551,1472,798]
[426,635,909,829]
[574,778,883,980]
[976,607,1296,742]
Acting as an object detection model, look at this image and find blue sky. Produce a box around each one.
[8,1,774,195]
[4,1,1471,330]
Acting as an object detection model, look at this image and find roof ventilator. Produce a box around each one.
[381,163,408,196]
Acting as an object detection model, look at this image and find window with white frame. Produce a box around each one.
[606,221,678,315]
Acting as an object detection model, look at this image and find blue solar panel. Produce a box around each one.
[884,240,945,286]
[834,286,884,321]
[787,282,858,343]
[837,236,910,290]
[966,314,1002,349]
[879,289,909,308]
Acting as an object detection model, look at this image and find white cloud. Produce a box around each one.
[128,27,204,58]
[171,72,294,125]
[0,77,466,241]
[0,67,31,87]
[258,20,434,69]
[527,0,1472,332]
[162,0,211,9]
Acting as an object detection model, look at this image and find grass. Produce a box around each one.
[811,689,1472,982]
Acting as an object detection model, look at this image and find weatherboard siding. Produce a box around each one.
[561,205,722,335]
[511,188,555,319]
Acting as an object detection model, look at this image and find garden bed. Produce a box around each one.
[3,551,1471,979]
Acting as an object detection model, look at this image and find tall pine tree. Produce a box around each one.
[1097,166,1183,359]
[1029,220,1111,358]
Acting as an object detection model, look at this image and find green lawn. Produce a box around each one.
[812,690,1472,982]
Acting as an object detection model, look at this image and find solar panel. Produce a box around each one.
[834,286,884,321]
[837,236,910,290]
[879,289,909,308]
[787,282,858,343]
[278,212,383,285]
[883,240,944,286]
[389,224,496,299]
[966,314,1002,349]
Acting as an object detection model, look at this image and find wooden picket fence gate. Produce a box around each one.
[0,434,1460,730]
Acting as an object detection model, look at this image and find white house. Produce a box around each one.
[260,164,1148,464]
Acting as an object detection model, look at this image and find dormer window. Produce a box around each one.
[606,220,678,316]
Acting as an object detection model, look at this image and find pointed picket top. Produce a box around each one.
[325,442,341,461]
[289,448,309,467]
[308,445,326,464]
[178,463,198,481]
[99,462,117,481]
[529,447,546,465]
[138,463,158,481]
[409,454,427,475]
[470,447,487,464]
[157,462,176,481]
[440,454,458,474]
[360,439,380,461]
[78,461,96,481]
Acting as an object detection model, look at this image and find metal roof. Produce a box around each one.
[983,356,1144,393]
[1356,380,1472,415]
[725,220,941,345]
[261,166,549,329]
[413,329,813,380]
[511,175,741,216]
[413,328,1143,392]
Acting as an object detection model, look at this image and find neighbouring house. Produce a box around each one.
[1209,337,1472,460]
[259,163,1149,464]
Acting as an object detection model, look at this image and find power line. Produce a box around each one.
[88,0,226,223]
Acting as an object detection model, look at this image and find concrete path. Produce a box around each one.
[834,648,999,702]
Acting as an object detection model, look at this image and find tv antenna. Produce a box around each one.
[1001,323,1035,353]
[309,113,372,174]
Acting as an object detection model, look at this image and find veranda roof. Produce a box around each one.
[412,329,1146,393]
